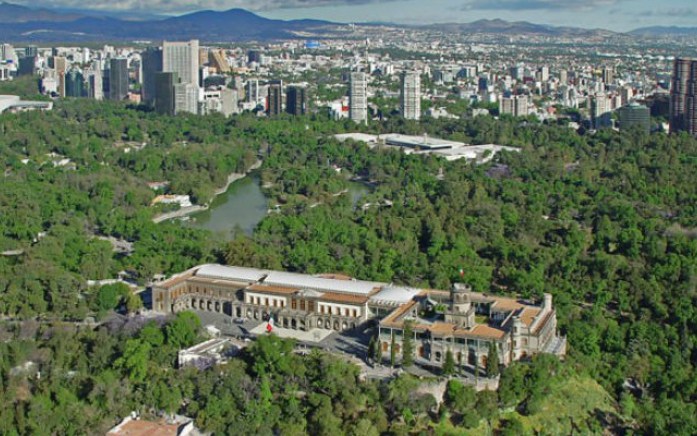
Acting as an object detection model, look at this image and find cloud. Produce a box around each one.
[634,7,697,18]
[460,0,626,11]
[12,0,396,13]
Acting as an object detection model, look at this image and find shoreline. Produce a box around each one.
[152,159,263,224]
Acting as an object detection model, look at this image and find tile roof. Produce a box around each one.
[319,292,370,305]
[247,284,300,295]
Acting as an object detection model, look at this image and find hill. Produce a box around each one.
[630,26,697,36]
[0,4,336,42]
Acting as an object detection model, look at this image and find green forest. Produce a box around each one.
[0,98,696,434]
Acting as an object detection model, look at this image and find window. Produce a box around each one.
[308,301,315,312]
[265,298,269,307]
[291,300,297,310]
[300,300,306,311]
[320,306,325,314]
[352,309,358,317]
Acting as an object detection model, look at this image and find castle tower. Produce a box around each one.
[446,284,475,328]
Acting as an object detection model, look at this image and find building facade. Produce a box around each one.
[286,86,307,116]
[109,58,129,101]
[618,103,650,133]
[163,40,199,88]
[141,47,163,105]
[349,71,368,124]
[153,264,566,369]
[670,57,697,136]
[267,82,283,116]
[400,70,421,120]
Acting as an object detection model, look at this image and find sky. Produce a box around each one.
[10,0,697,31]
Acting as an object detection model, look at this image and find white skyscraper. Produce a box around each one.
[349,71,368,124]
[174,82,199,115]
[400,70,421,121]
[163,40,199,87]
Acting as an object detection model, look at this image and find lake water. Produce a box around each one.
[188,174,268,238]
[188,175,371,240]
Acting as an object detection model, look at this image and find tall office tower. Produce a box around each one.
[478,76,489,92]
[500,95,528,117]
[400,70,421,120]
[286,86,306,115]
[670,58,697,136]
[618,103,650,134]
[154,72,177,115]
[109,58,129,101]
[65,69,84,98]
[349,71,368,124]
[18,56,36,76]
[174,82,198,114]
[208,50,230,73]
[24,45,38,58]
[246,79,260,104]
[267,83,283,116]
[247,50,261,64]
[559,69,568,85]
[52,56,67,97]
[87,69,103,100]
[602,67,614,85]
[0,44,17,63]
[591,94,612,129]
[163,40,199,87]
[620,86,633,106]
[141,47,163,105]
[198,48,208,67]
[539,66,550,82]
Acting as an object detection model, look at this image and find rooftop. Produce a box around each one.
[196,264,269,283]
[263,270,385,296]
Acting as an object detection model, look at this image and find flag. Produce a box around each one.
[459,268,465,278]
[266,322,273,333]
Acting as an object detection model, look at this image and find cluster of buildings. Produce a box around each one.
[153,264,566,369]
[2,37,696,138]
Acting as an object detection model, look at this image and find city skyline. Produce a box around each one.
[4,0,697,32]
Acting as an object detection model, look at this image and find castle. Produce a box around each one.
[153,264,566,368]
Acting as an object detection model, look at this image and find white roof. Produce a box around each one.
[263,271,385,295]
[370,286,422,305]
[196,264,269,282]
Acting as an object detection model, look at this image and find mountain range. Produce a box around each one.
[1,2,696,43]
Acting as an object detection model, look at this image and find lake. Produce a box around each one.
[188,175,371,240]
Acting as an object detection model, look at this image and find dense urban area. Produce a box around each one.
[1,6,697,435]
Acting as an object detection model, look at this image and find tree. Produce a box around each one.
[375,335,383,364]
[165,311,201,348]
[402,320,414,367]
[125,292,143,314]
[486,342,500,378]
[390,334,397,367]
[443,349,455,376]
[115,338,151,383]
[367,335,376,363]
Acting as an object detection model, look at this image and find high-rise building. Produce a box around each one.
[267,82,283,116]
[154,72,177,115]
[65,69,84,98]
[349,71,368,124]
[618,103,650,134]
[500,95,528,117]
[0,44,17,63]
[478,76,489,92]
[602,67,614,85]
[286,86,307,116]
[163,40,199,87]
[24,45,38,58]
[87,69,103,100]
[246,79,260,104]
[52,56,67,97]
[247,50,261,64]
[591,94,612,129]
[670,58,697,136]
[559,70,568,85]
[141,47,163,105]
[400,70,421,121]
[109,58,129,101]
[174,82,198,114]
[208,50,230,74]
[18,56,36,76]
